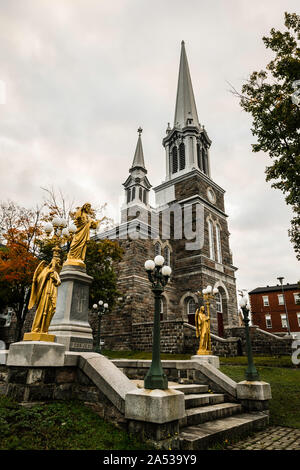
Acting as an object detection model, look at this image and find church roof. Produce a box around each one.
[174,41,200,129]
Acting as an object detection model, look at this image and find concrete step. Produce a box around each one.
[184,393,225,409]
[179,412,269,450]
[185,402,242,426]
[169,384,209,395]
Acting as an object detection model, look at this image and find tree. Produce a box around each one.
[0,201,44,340]
[231,12,300,259]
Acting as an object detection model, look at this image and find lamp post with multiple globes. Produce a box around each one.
[144,255,172,390]
[239,295,260,382]
[92,301,109,353]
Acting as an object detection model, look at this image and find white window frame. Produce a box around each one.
[262,295,269,307]
[265,314,272,329]
[215,224,222,264]
[293,293,300,305]
[208,220,215,260]
[277,294,284,305]
[216,292,222,313]
[297,313,300,327]
[187,298,196,316]
[281,314,287,328]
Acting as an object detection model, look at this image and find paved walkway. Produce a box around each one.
[227,426,300,450]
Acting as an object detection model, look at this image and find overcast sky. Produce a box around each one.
[0,0,299,293]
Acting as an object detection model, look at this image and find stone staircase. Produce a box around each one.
[169,383,269,450]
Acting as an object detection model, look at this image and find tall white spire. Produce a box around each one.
[174,41,200,128]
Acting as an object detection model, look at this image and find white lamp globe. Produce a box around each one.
[144,259,155,271]
[69,223,77,234]
[239,297,247,308]
[206,285,212,294]
[98,300,104,306]
[104,303,108,309]
[202,288,207,294]
[62,228,69,237]
[44,222,53,234]
[162,265,172,277]
[154,255,165,266]
[93,304,98,309]
[52,217,61,228]
[213,287,219,295]
[60,218,67,228]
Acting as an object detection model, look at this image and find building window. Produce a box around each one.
[132,187,136,200]
[179,142,185,170]
[216,292,222,313]
[154,242,161,257]
[262,296,269,307]
[163,246,170,266]
[172,146,178,174]
[278,294,284,305]
[281,314,287,328]
[215,225,222,264]
[127,188,131,203]
[197,143,202,170]
[139,187,142,201]
[202,148,207,174]
[143,189,146,204]
[208,220,215,260]
[187,298,196,325]
[265,314,272,329]
[294,293,300,305]
[297,313,300,327]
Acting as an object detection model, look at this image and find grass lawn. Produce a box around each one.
[0,396,153,450]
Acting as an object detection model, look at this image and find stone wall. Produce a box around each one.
[225,326,293,356]
[131,320,185,353]
[0,364,126,428]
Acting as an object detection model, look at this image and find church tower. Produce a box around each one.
[154,41,239,336]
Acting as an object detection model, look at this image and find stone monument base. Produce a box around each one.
[23,332,56,342]
[191,354,220,369]
[7,341,66,367]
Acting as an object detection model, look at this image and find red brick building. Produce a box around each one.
[249,283,300,338]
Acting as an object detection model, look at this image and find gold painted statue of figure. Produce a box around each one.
[23,248,62,342]
[195,305,211,355]
[65,203,100,267]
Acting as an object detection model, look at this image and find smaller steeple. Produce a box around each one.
[130,127,146,172]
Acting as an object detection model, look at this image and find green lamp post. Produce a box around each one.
[93,300,108,353]
[239,295,260,381]
[144,255,172,390]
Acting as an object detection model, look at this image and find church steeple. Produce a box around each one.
[121,128,152,222]
[174,41,200,129]
[162,41,211,181]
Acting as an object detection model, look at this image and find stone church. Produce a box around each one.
[97,41,239,353]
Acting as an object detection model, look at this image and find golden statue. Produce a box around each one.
[195,305,211,355]
[23,247,62,342]
[64,203,100,267]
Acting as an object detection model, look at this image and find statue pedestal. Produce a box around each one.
[23,332,56,342]
[191,354,220,369]
[49,263,94,352]
[7,341,65,367]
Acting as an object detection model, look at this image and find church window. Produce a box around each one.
[186,297,196,325]
[127,188,131,203]
[143,189,146,204]
[197,143,202,170]
[155,242,162,257]
[172,146,178,173]
[216,225,222,264]
[179,142,185,170]
[202,147,207,174]
[139,187,142,201]
[216,292,222,313]
[132,187,136,200]
[163,246,171,266]
[208,220,215,260]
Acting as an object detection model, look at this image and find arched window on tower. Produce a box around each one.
[163,246,171,267]
[172,146,178,174]
[139,187,142,201]
[143,189,146,204]
[215,224,222,264]
[202,147,207,174]
[132,187,136,201]
[127,188,131,203]
[208,219,215,260]
[154,242,162,257]
[197,143,202,171]
[179,142,185,170]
